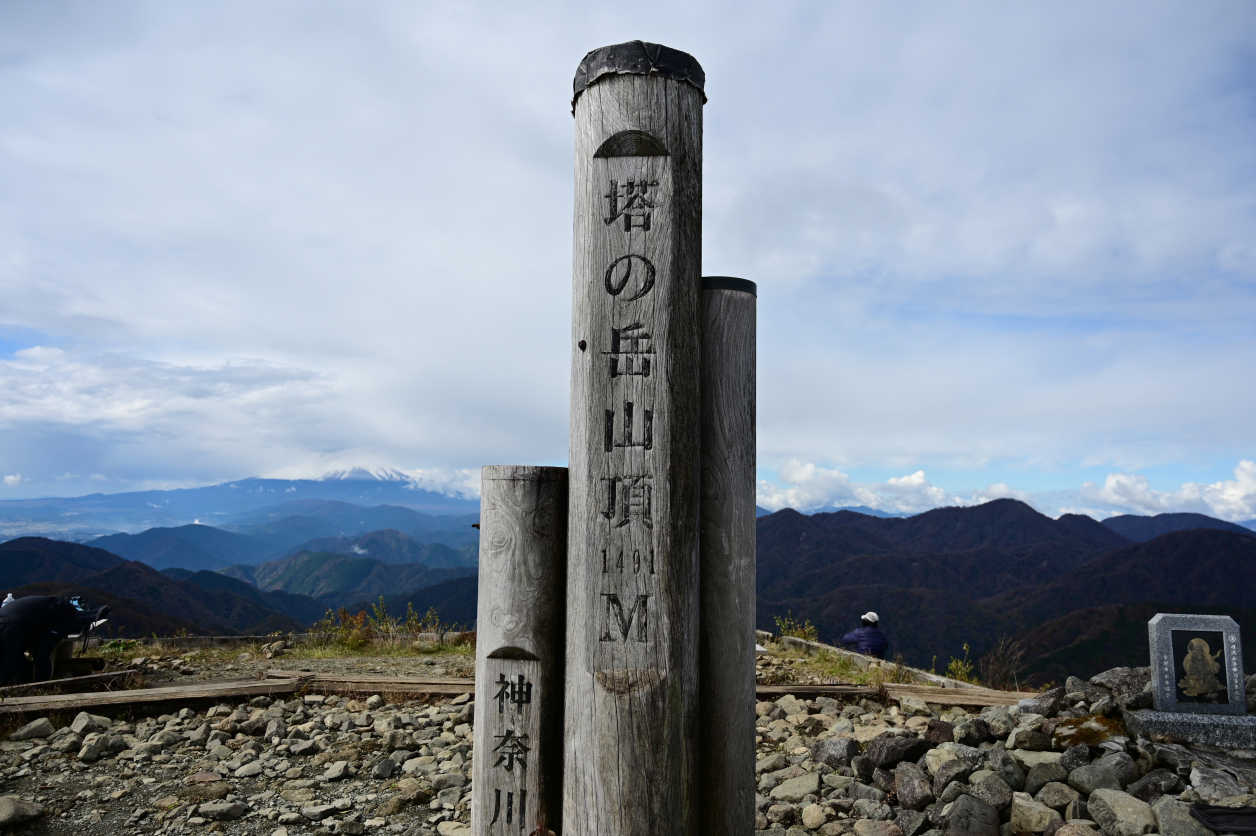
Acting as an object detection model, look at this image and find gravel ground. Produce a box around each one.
[0,685,474,836]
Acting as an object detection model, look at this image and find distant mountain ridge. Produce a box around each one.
[1101,512,1255,542]
[219,550,475,611]
[0,469,479,540]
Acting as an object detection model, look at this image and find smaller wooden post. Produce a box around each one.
[698,277,757,836]
[473,466,568,836]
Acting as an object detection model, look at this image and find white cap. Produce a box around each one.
[861,611,879,623]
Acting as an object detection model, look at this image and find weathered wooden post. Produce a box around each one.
[473,466,568,836]
[564,41,706,836]
[698,277,757,836]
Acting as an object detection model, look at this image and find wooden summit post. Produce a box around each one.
[473,466,568,836]
[564,41,706,836]
[698,277,757,836]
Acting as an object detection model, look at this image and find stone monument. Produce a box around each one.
[1126,613,1256,749]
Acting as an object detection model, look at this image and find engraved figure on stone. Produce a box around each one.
[1178,637,1224,699]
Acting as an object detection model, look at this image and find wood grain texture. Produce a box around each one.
[474,466,568,836]
[698,287,757,836]
[565,71,704,836]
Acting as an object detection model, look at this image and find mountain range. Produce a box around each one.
[4,488,1255,684]
[754,500,1256,681]
[82,500,478,571]
[0,468,479,541]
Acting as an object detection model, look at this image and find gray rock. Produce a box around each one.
[1009,729,1053,752]
[1064,799,1089,821]
[897,810,930,836]
[852,755,875,782]
[874,767,895,794]
[288,738,319,757]
[867,736,933,769]
[200,801,249,821]
[1026,763,1069,797]
[802,803,829,830]
[1088,668,1151,704]
[0,796,43,827]
[854,821,904,836]
[1019,689,1064,718]
[432,772,467,791]
[759,753,791,774]
[1125,768,1182,803]
[981,708,1015,739]
[850,782,887,803]
[302,804,337,821]
[1064,676,1110,705]
[77,732,110,763]
[1189,765,1245,803]
[1086,789,1154,836]
[1034,782,1080,811]
[1092,753,1136,788]
[235,761,264,778]
[768,768,818,803]
[967,775,1013,811]
[1151,796,1214,836]
[954,719,990,747]
[812,738,860,769]
[1058,744,1091,774]
[1010,792,1063,833]
[372,759,396,779]
[851,799,894,821]
[9,718,54,741]
[933,760,973,797]
[938,782,967,805]
[943,794,1000,836]
[149,730,182,748]
[896,762,935,811]
[1056,825,1099,836]
[323,760,350,781]
[1067,765,1121,797]
[988,747,1026,792]
[69,711,108,736]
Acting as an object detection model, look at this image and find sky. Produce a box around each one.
[1,1,1255,521]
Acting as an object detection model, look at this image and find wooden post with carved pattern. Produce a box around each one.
[698,277,758,836]
[472,466,568,836]
[563,41,706,836]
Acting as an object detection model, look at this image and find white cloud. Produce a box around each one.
[757,460,1036,515]
[3,474,21,487]
[1081,461,1256,521]
[0,3,1252,501]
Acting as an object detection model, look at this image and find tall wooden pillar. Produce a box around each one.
[563,41,706,836]
[473,466,568,836]
[698,277,757,836]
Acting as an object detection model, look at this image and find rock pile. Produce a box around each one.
[754,668,1256,836]
[1,691,475,836]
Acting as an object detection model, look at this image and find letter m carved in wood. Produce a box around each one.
[599,593,650,642]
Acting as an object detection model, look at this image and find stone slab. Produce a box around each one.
[1124,709,1256,749]
[1148,614,1245,715]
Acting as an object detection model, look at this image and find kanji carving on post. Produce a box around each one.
[604,255,656,301]
[604,179,660,231]
[493,729,531,772]
[600,474,653,529]
[494,673,533,715]
[605,322,654,378]
[604,401,653,452]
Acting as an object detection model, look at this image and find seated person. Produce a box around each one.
[841,611,888,659]
[0,595,108,685]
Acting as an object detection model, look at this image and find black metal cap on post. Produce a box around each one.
[572,40,706,110]
[702,276,757,296]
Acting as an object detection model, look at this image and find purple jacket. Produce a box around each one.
[841,625,888,659]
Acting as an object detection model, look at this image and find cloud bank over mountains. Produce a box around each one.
[756,460,1256,523]
[0,2,1253,519]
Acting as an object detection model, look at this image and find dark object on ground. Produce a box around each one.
[1190,802,1256,833]
[0,596,105,684]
